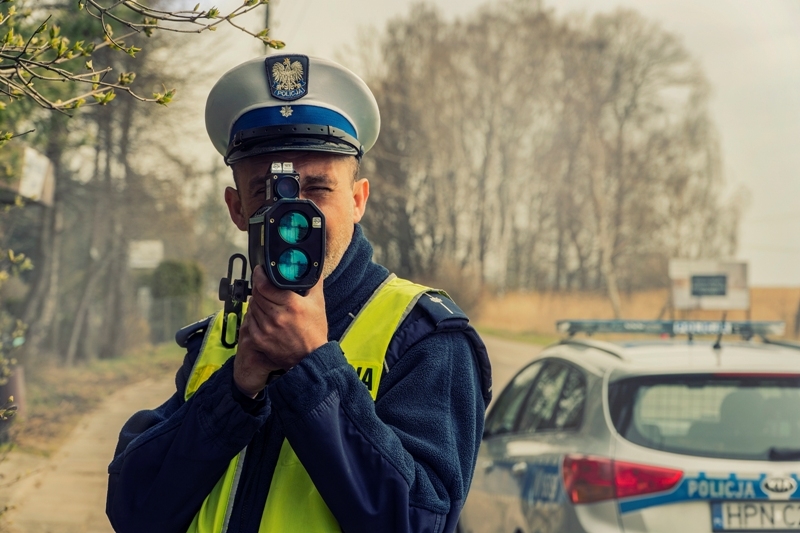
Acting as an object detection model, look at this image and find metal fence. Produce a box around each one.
[148,295,203,344]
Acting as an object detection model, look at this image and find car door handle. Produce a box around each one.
[511,462,528,476]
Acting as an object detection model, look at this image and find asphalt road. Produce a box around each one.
[0,335,541,532]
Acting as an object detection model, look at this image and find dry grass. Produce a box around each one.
[474,326,560,347]
[5,343,184,455]
[475,287,800,339]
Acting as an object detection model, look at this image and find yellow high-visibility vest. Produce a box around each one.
[184,275,439,533]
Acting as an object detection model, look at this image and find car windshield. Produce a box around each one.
[608,374,800,461]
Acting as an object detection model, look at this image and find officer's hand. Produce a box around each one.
[233,265,328,397]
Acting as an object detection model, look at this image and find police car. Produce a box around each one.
[459,320,800,533]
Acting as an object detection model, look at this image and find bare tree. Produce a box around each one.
[360,2,745,312]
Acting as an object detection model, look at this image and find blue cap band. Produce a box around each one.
[230,105,358,144]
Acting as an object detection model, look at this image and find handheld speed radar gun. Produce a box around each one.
[248,161,325,291]
[218,161,325,348]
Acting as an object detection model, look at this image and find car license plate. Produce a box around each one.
[712,502,800,530]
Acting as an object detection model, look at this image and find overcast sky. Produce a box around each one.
[224,0,800,286]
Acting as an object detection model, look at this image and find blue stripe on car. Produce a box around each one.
[619,473,800,514]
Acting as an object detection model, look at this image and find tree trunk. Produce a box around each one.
[19,204,54,364]
[20,115,70,365]
[64,255,111,366]
[65,108,112,365]
[44,204,64,354]
[588,125,624,319]
[600,244,623,318]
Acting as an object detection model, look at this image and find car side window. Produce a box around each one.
[516,361,569,433]
[484,362,543,438]
[552,367,586,430]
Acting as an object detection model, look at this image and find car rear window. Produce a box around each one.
[608,374,800,461]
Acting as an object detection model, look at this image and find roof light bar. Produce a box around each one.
[556,320,785,338]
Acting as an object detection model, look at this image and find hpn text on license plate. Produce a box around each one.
[713,502,800,531]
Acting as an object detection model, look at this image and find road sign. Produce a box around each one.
[129,240,164,269]
[691,275,727,297]
[669,260,749,310]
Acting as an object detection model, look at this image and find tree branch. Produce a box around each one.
[0,0,283,112]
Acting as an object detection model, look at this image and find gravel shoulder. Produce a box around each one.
[0,376,175,533]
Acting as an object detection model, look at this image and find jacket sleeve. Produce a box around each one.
[106,335,271,533]
[269,329,485,533]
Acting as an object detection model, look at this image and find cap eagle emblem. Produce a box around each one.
[272,58,304,91]
[265,54,309,101]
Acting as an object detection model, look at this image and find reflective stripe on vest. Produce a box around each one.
[185,275,438,533]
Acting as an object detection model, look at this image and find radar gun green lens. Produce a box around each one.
[278,211,310,244]
[277,248,310,282]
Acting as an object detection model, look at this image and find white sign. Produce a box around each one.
[19,147,53,203]
[129,240,164,269]
[669,260,749,310]
[0,146,55,206]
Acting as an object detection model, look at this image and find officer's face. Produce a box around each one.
[225,152,369,279]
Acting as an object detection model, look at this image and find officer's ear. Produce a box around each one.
[224,186,248,231]
[352,178,369,224]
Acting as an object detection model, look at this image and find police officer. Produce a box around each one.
[106,55,491,533]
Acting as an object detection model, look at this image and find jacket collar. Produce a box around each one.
[323,224,389,340]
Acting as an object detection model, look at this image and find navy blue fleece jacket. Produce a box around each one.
[106,225,489,533]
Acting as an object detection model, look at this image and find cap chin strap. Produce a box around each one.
[225,124,363,164]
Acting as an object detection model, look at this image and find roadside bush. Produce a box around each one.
[150,260,204,343]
